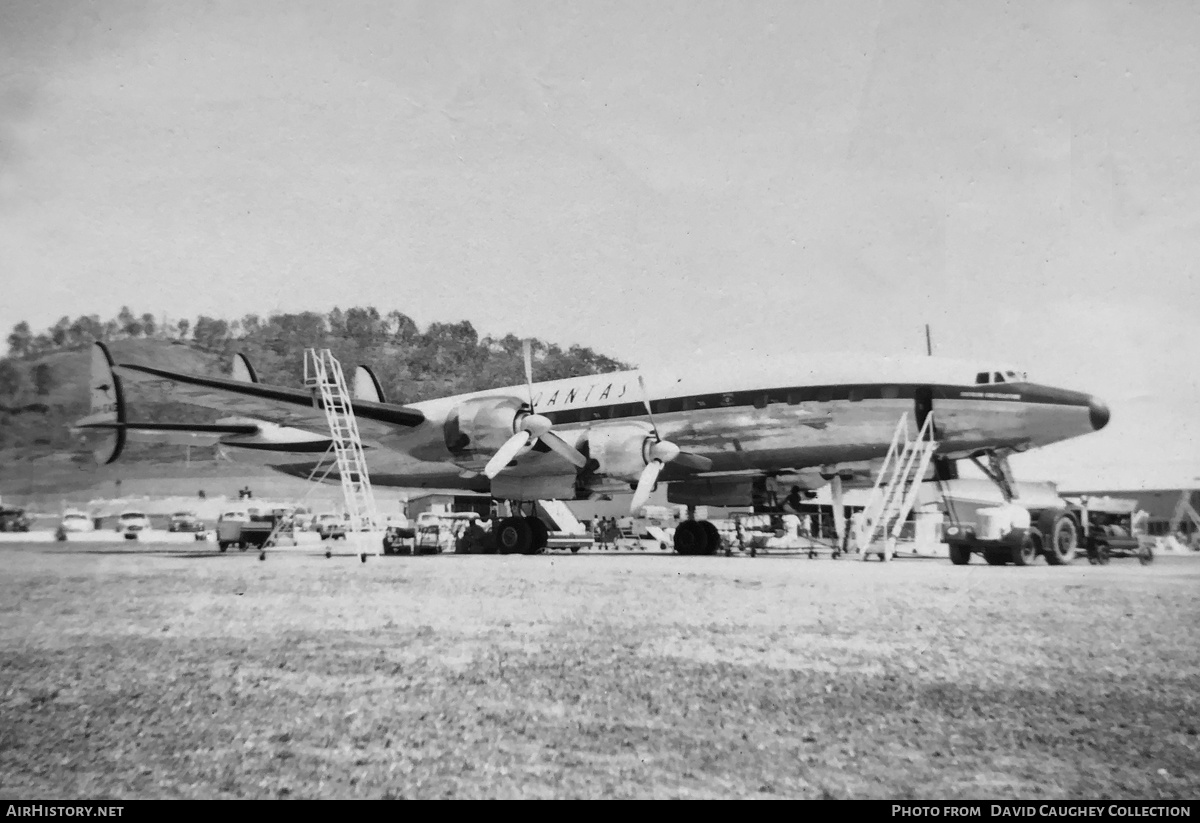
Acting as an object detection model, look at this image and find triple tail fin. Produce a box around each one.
[74,342,127,464]
[231,352,259,383]
[353,365,386,403]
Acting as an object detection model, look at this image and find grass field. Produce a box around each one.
[1,543,1197,799]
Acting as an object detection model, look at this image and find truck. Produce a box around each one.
[216,509,288,551]
[942,502,1081,566]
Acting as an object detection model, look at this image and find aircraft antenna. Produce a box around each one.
[925,324,933,357]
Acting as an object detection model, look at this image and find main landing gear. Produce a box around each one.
[673,507,721,556]
[496,505,550,555]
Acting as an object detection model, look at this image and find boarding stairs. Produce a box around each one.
[303,348,381,562]
[261,512,296,551]
[855,412,938,561]
[535,499,587,535]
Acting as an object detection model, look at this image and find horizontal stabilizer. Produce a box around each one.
[113,362,425,429]
[73,421,261,435]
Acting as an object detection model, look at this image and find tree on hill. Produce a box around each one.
[7,322,32,357]
[0,305,634,458]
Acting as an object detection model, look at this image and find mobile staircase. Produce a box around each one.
[303,348,381,563]
[855,412,938,561]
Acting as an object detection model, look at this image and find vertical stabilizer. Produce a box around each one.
[77,342,127,464]
[231,353,259,383]
[352,365,386,403]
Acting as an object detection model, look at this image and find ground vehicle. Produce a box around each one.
[0,507,31,532]
[116,511,151,539]
[380,514,416,555]
[216,509,285,551]
[291,506,313,530]
[168,511,204,532]
[1070,498,1154,566]
[398,511,487,554]
[942,503,1080,566]
[314,513,347,541]
[60,511,94,532]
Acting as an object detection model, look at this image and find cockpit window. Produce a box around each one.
[976,372,989,385]
[993,372,1005,383]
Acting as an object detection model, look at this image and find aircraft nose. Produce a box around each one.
[1089,397,1110,431]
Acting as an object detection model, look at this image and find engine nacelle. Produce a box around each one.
[443,396,525,455]
[585,423,656,480]
[490,473,578,502]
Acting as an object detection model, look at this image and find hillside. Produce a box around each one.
[0,309,632,499]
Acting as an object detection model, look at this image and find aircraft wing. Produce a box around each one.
[112,361,425,441]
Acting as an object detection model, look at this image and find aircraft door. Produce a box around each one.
[914,386,935,440]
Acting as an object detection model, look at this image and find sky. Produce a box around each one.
[1,0,1198,489]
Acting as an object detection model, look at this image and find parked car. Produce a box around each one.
[0,507,32,532]
[168,511,204,532]
[60,511,94,532]
[314,513,347,541]
[168,513,202,532]
[116,511,151,539]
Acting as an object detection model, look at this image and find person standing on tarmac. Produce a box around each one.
[782,486,805,515]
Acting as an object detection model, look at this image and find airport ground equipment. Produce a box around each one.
[1086,529,1154,566]
[1066,496,1154,566]
[218,512,292,552]
[537,499,594,552]
[304,348,381,563]
[855,412,937,561]
[942,498,1079,567]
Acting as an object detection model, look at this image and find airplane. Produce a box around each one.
[72,341,1109,556]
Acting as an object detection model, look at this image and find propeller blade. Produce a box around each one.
[522,339,534,408]
[636,374,661,440]
[540,431,588,468]
[630,460,664,512]
[484,431,531,479]
[673,451,714,472]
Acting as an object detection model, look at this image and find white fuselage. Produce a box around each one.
[347,353,1104,494]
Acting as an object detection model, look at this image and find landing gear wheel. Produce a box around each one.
[360,553,368,563]
[1040,512,1078,566]
[673,521,708,556]
[948,542,970,565]
[983,549,1009,566]
[1138,544,1154,565]
[524,516,549,554]
[1011,530,1039,566]
[1095,544,1111,565]
[325,549,332,559]
[698,521,721,556]
[259,551,266,561]
[498,517,533,555]
[218,542,229,553]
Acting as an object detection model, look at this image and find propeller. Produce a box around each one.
[483,340,587,479]
[628,375,711,512]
